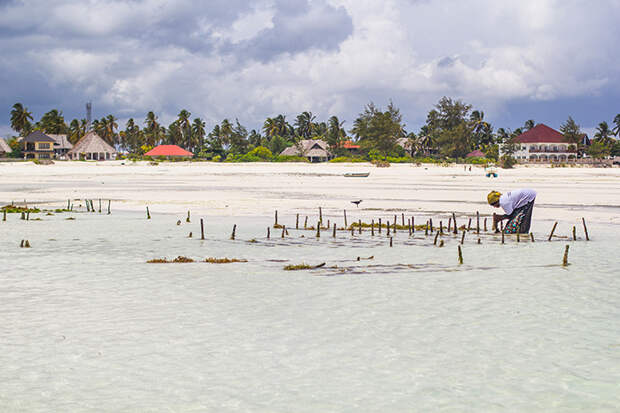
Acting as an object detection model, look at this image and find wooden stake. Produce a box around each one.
[316,222,320,238]
[411,216,415,233]
[67,199,71,210]
[333,223,336,238]
[484,218,487,232]
[319,207,323,225]
[26,211,30,221]
[343,210,347,228]
[433,232,439,245]
[448,217,452,232]
[107,200,111,215]
[378,218,382,233]
[267,227,270,239]
[582,218,589,241]
[429,218,433,233]
[530,233,535,242]
[500,221,503,232]
[562,245,569,267]
[189,232,192,238]
[452,213,457,234]
[200,218,205,240]
[461,230,465,245]
[425,221,429,236]
[501,231,505,244]
[548,222,558,241]
[458,245,463,264]
[517,232,520,243]
[98,198,101,213]
[282,225,286,238]
[3,209,6,221]
[439,221,443,235]
[393,219,397,234]
[186,211,191,223]
[476,211,480,234]
[146,206,151,219]
[304,216,308,229]
[572,226,576,241]
[274,210,278,226]
[408,219,412,236]
[231,224,236,240]
[467,218,472,231]
[371,219,375,236]
[438,240,444,247]
[387,221,390,236]
[296,214,299,229]
[358,219,362,234]
[401,213,405,226]
[390,237,393,247]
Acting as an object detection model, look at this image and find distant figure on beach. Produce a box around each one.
[351,200,362,207]
[488,189,537,234]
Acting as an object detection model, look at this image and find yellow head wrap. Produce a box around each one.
[487,191,501,205]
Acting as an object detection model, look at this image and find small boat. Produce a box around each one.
[344,172,370,178]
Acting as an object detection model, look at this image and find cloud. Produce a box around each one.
[1,0,619,136]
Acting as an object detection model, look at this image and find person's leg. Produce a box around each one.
[519,201,535,233]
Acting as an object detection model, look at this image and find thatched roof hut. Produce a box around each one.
[0,138,11,156]
[67,132,117,161]
[280,139,331,162]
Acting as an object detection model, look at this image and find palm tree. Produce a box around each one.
[176,109,192,150]
[10,103,33,135]
[294,111,316,139]
[613,114,620,138]
[326,115,346,152]
[524,119,535,131]
[144,111,161,147]
[594,121,614,146]
[37,109,67,134]
[105,114,118,146]
[191,118,206,153]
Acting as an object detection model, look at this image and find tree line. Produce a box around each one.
[7,99,620,161]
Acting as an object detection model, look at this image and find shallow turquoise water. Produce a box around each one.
[1,209,619,412]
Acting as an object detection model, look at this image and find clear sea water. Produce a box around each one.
[1,208,619,412]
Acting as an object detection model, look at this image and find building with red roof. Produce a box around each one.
[466,149,485,158]
[145,145,194,158]
[511,124,577,163]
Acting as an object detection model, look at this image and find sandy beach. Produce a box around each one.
[1,161,619,225]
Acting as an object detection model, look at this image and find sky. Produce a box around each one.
[1,0,619,138]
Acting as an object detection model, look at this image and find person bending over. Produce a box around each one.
[487,189,537,234]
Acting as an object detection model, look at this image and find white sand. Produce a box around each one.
[1,161,619,224]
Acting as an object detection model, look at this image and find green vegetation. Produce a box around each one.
[8,101,619,165]
[1,205,40,213]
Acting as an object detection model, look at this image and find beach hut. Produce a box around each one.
[144,145,194,159]
[0,138,11,157]
[21,131,56,160]
[67,132,117,161]
[340,140,361,155]
[280,139,331,162]
[466,149,485,158]
[47,134,73,160]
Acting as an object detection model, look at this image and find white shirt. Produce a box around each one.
[499,189,537,216]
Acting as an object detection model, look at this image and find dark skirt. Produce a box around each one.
[504,201,535,234]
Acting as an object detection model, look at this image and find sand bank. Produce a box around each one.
[0,161,618,225]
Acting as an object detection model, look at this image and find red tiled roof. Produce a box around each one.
[145,145,194,157]
[514,124,567,143]
[342,140,360,149]
[466,149,485,158]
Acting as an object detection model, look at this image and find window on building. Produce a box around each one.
[38,143,51,149]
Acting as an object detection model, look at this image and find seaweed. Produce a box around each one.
[284,262,326,271]
[204,257,248,264]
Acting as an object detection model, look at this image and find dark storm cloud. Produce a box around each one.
[228,0,353,61]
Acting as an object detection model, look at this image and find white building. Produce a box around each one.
[512,124,577,163]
